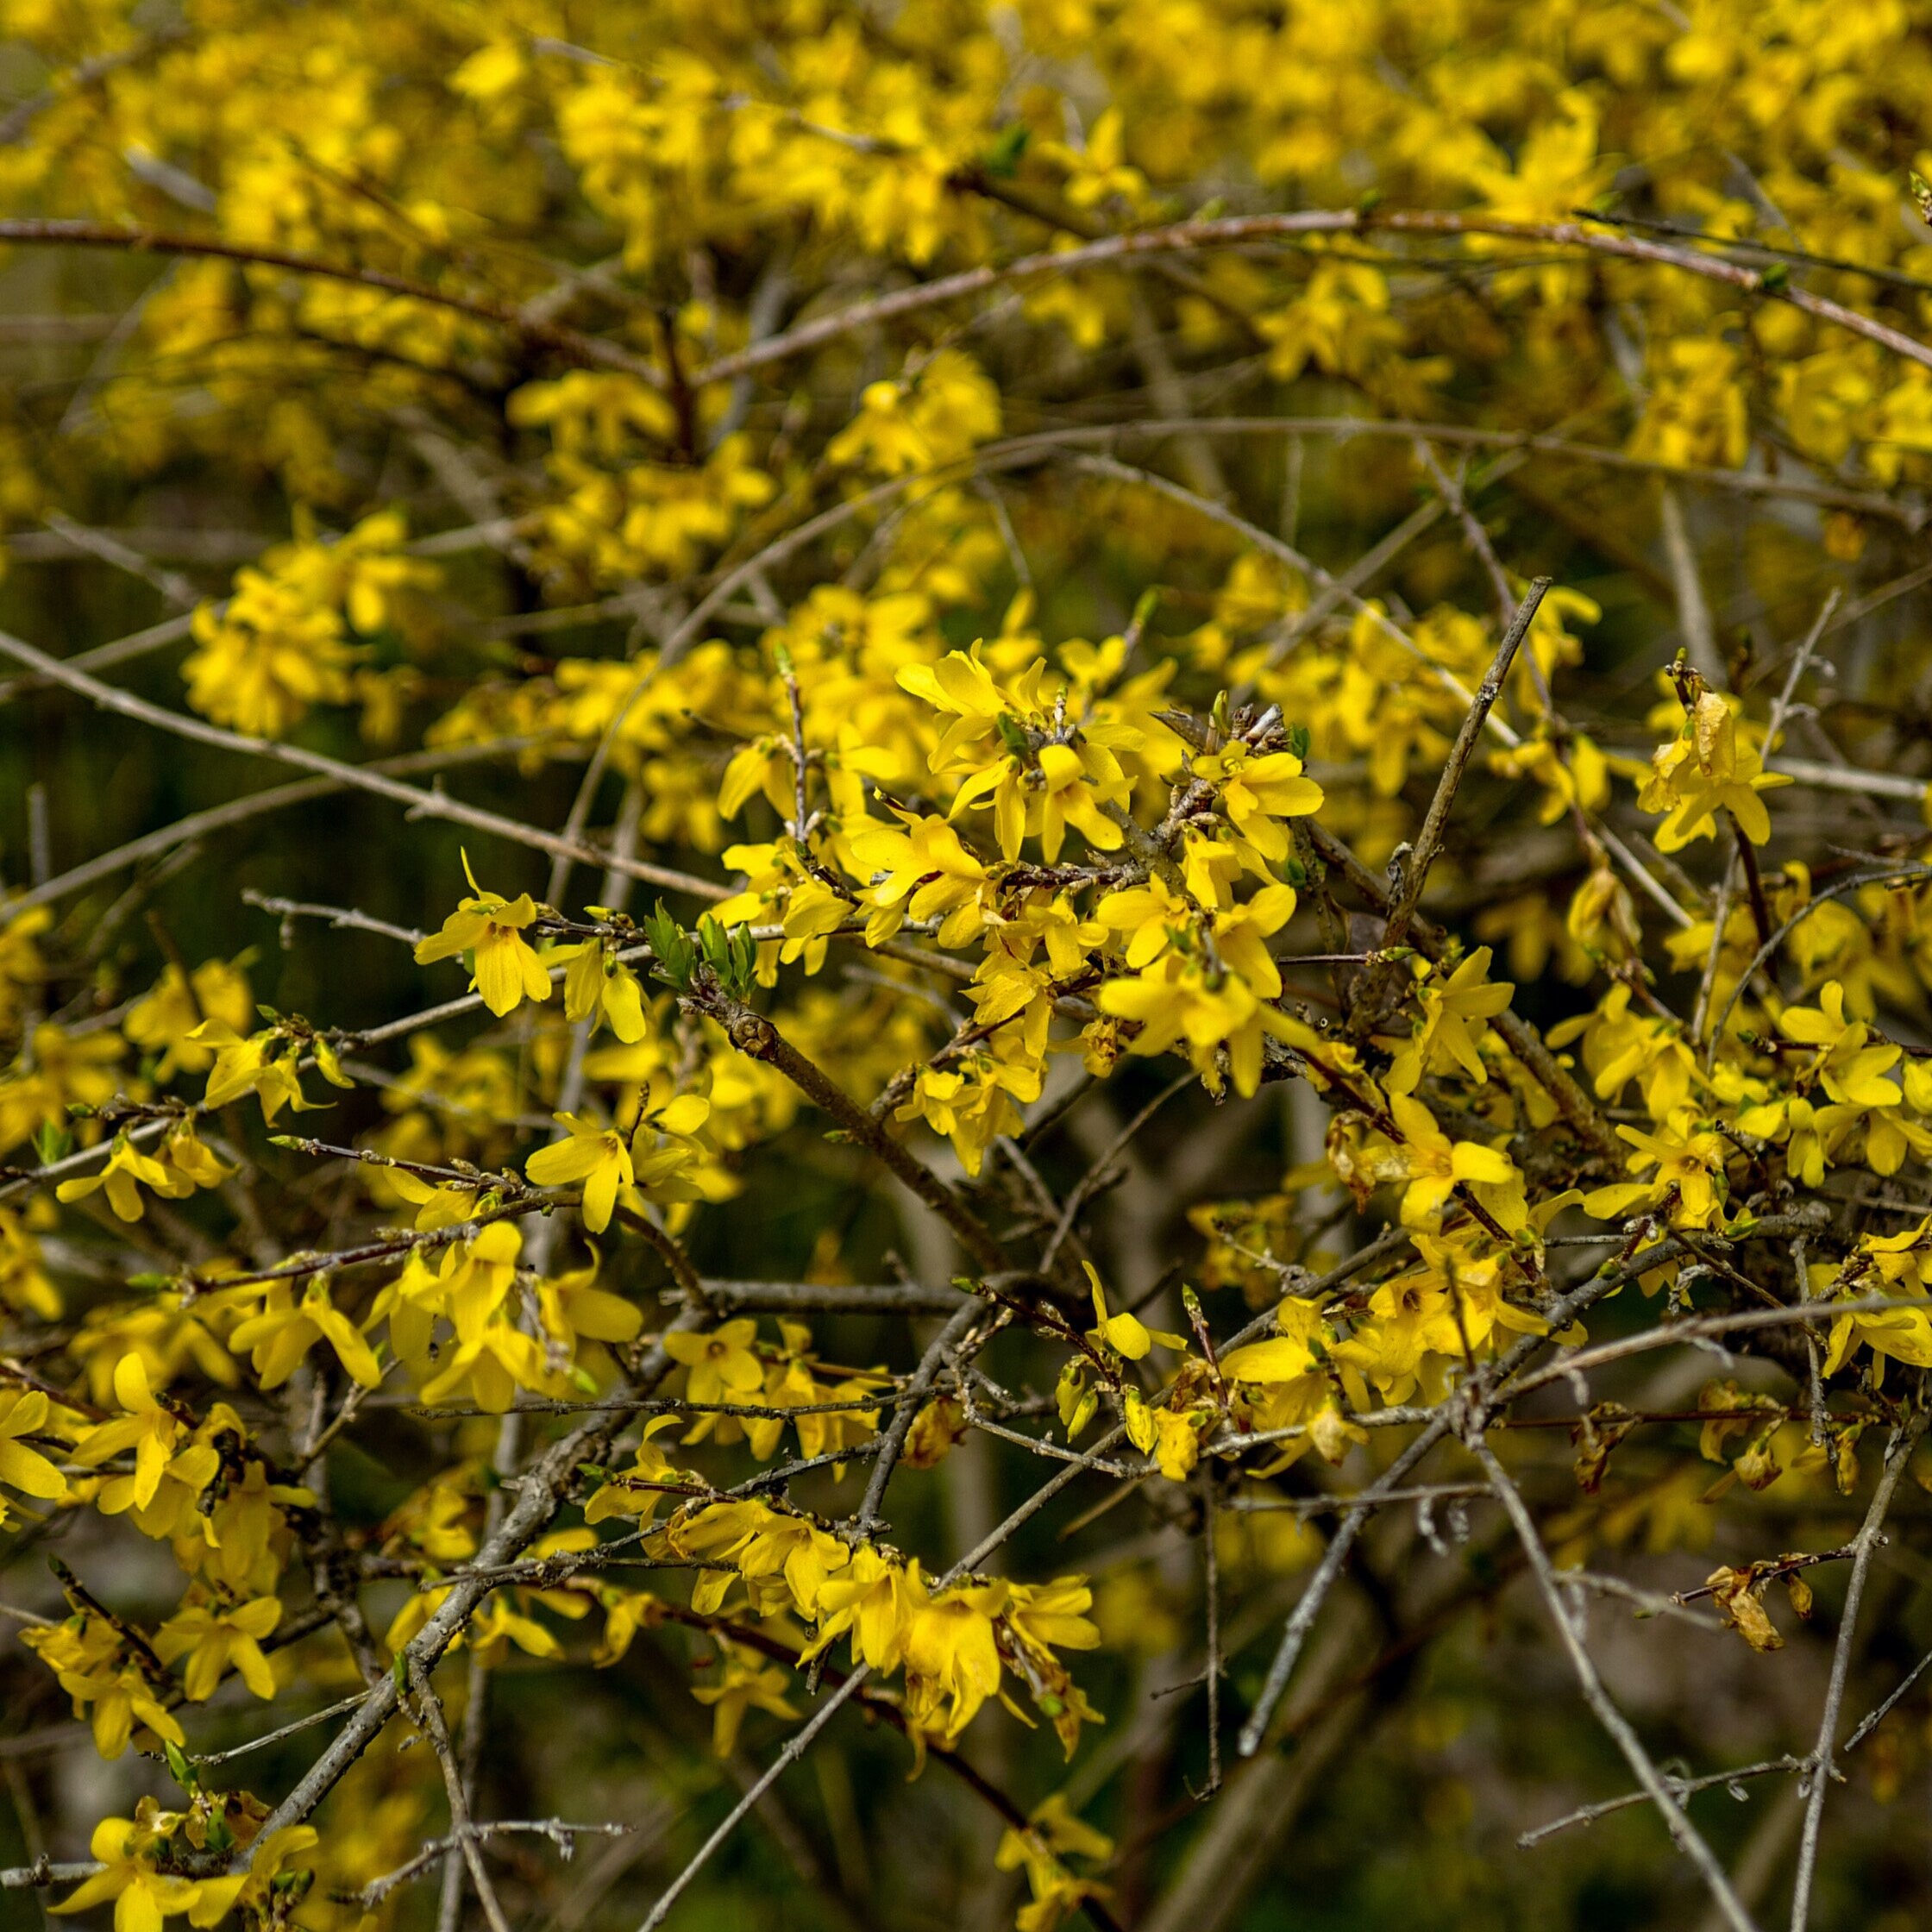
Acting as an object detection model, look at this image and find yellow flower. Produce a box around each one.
[122,957,255,1079]
[0,1387,66,1502]
[526,1112,635,1233]
[467,1596,568,1670]
[21,1613,186,1760]
[689,1640,799,1755]
[1386,1094,1521,1230]
[413,856,553,1018]
[184,577,357,740]
[539,1251,644,1355]
[72,1356,188,1514]
[1192,741,1325,861]
[899,1565,1007,1741]
[1546,982,1697,1120]
[386,1169,487,1231]
[1219,1307,1321,1386]
[1776,980,1904,1107]
[528,1076,709,1233]
[680,1502,851,1618]
[951,738,1128,863]
[237,1829,321,1918]
[154,1592,282,1701]
[410,1226,552,1414]
[1095,874,1192,968]
[56,1134,194,1224]
[0,1205,57,1322]
[0,903,51,1038]
[895,1038,1042,1177]
[1083,1263,1183,1361]
[1096,951,1293,1098]
[1583,1108,1732,1230]
[1151,1407,1203,1482]
[1822,1290,1932,1383]
[663,1320,765,1408]
[1005,1577,1101,1665]
[803,1546,909,1670]
[825,349,1001,476]
[1038,105,1147,210]
[53,1811,242,1932]
[229,1281,383,1389]
[582,1428,685,1526]
[1640,688,1791,852]
[1210,884,1299,998]
[1329,1234,1546,1407]
[0,1025,124,1157]
[997,1793,1115,1932]
[558,940,649,1042]
[55,1124,233,1225]
[507,369,677,457]
[850,811,989,947]
[1383,948,1515,1096]
[187,1021,320,1122]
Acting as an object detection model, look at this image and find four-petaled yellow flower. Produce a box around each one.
[850,812,990,947]
[525,1112,635,1233]
[53,1809,243,1932]
[414,855,553,1018]
[899,1565,1007,1741]
[1096,951,1292,1097]
[1640,688,1791,852]
[802,1546,908,1670]
[154,1592,282,1701]
[689,1640,799,1755]
[72,1357,188,1515]
[1192,741,1326,860]
[1584,1108,1733,1229]
[187,1022,321,1122]
[56,1132,198,1224]
[229,1280,383,1389]
[1383,948,1515,1095]
[1386,1093,1523,1230]
[1777,980,1903,1107]
[558,939,649,1042]
[664,1319,765,1408]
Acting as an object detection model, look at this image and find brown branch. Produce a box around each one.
[1302,819,1622,1162]
[1726,811,1775,953]
[692,209,1932,389]
[408,1659,513,1932]
[0,218,662,383]
[1382,579,1549,953]
[850,1299,986,1540]
[1469,1434,1758,1932]
[1789,1416,1927,1931]
[694,989,1012,1275]
[0,628,724,902]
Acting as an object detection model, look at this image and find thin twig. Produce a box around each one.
[0,217,663,380]
[1520,1756,1806,1849]
[692,992,1011,1274]
[1470,1436,1759,1932]
[689,208,1932,389]
[1788,1417,1925,1932]
[0,629,723,902]
[850,1300,985,1540]
[1382,579,1549,952]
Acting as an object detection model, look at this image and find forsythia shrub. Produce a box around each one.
[5,3,1932,1929]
